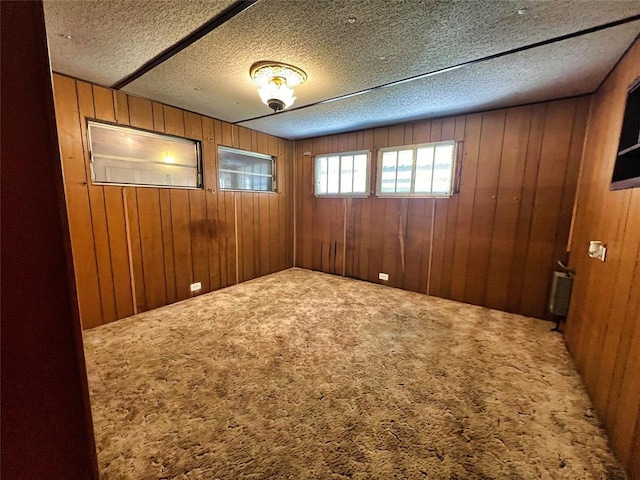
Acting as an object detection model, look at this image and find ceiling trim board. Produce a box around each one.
[234,13,640,125]
[111,0,259,90]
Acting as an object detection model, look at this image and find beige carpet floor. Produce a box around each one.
[83,268,625,479]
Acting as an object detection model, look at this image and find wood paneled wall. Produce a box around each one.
[294,98,589,319]
[53,74,293,329]
[564,41,640,479]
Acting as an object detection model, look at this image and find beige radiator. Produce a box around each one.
[549,271,573,317]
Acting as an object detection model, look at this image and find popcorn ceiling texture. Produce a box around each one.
[83,269,625,479]
[122,0,640,133]
[43,0,236,86]
[44,0,640,138]
[241,21,640,139]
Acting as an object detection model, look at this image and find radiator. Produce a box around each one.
[549,271,573,317]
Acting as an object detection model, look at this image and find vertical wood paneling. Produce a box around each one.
[439,116,467,299]
[136,189,167,309]
[220,116,239,286]
[53,74,292,328]
[114,91,129,124]
[202,117,221,292]
[564,41,640,479]
[367,128,389,284]
[464,110,506,306]
[382,126,405,287]
[283,138,294,269]
[184,112,210,293]
[92,85,135,319]
[125,188,146,312]
[506,103,546,313]
[224,191,238,285]
[484,107,531,310]
[520,100,576,319]
[93,85,115,121]
[239,193,256,282]
[412,122,433,294]
[129,97,167,311]
[294,98,587,319]
[52,75,103,328]
[77,81,118,324]
[449,113,482,302]
[355,130,375,281]
[158,190,177,305]
[151,101,178,306]
[428,117,455,296]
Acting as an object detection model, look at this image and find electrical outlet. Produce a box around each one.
[378,273,389,281]
[190,282,202,292]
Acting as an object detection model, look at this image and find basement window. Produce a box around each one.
[315,151,370,196]
[218,146,276,192]
[377,141,457,197]
[88,121,202,189]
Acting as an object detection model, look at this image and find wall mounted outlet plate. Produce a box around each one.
[190,282,202,292]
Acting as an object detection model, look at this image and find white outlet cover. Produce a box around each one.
[379,273,389,281]
[190,282,202,292]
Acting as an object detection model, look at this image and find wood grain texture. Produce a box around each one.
[564,40,640,479]
[294,99,588,319]
[52,75,103,328]
[52,74,292,329]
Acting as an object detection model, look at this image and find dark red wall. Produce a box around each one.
[1,1,98,477]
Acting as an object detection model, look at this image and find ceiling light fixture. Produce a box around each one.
[250,61,307,113]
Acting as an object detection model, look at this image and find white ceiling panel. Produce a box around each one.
[239,21,640,139]
[43,0,237,86]
[123,0,640,127]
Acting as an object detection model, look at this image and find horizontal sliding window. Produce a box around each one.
[218,146,276,192]
[377,141,457,197]
[315,151,370,196]
[88,121,202,189]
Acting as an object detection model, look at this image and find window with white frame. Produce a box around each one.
[218,146,276,192]
[315,151,370,196]
[377,141,457,196]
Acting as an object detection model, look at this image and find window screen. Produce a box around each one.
[218,146,276,192]
[378,141,457,196]
[315,151,370,196]
[88,121,202,189]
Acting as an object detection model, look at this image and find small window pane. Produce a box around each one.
[316,157,328,194]
[415,146,434,193]
[88,121,201,188]
[396,150,413,193]
[381,151,398,193]
[340,155,354,193]
[219,171,273,191]
[432,144,454,193]
[327,156,340,193]
[218,146,276,192]
[434,144,454,168]
[315,151,370,197]
[353,154,368,193]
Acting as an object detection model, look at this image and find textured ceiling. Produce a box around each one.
[43,0,237,86]
[241,20,640,139]
[44,0,640,139]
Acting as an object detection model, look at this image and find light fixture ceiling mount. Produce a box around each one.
[250,61,307,113]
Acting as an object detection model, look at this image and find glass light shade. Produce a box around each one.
[250,62,307,112]
[257,78,297,110]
